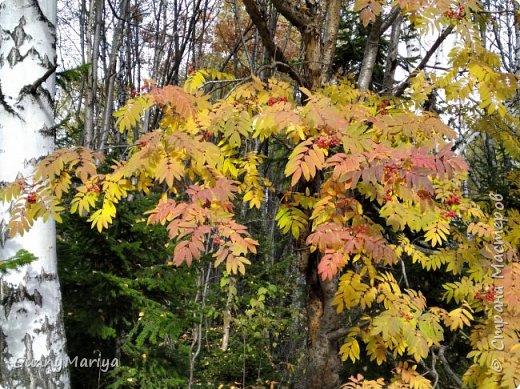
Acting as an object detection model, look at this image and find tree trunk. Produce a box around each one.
[0,0,69,387]
[383,14,402,92]
[299,251,343,389]
[83,0,102,148]
[243,2,344,386]
[99,0,129,151]
[357,16,382,91]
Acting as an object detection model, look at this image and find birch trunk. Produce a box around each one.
[0,0,69,387]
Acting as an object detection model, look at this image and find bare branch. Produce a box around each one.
[327,327,348,340]
[242,0,303,85]
[438,346,463,387]
[400,259,410,288]
[393,26,454,97]
[22,64,58,95]
[271,0,310,31]
[382,12,402,91]
[380,7,401,33]
[232,0,254,73]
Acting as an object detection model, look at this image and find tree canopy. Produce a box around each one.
[1,0,519,387]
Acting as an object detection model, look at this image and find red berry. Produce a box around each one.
[27,192,37,204]
[316,137,329,149]
[445,195,461,205]
[88,184,100,193]
[329,136,341,147]
[446,211,457,218]
[485,291,496,302]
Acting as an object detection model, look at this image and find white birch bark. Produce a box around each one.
[0,0,69,387]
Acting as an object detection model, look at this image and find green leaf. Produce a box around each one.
[0,249,37,272]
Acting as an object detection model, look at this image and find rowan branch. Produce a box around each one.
[255,61,304,86]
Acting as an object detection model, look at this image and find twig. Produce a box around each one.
[25,64,58,95]
[393,26,454,96]
[242,0,303,86]
[400,259,410,288]
[327,327,349,341]
[438,346,463,387]
[232,0,254,74]
[380,7,401,33]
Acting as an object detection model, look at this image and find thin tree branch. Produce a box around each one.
[22,64,58,95]
[232,0,254,73]
[327,327,349,340]
[400,259,410,288]
[219,23,254,71]
[380,7,401,33]
[242,0,303,85]
[393,25,454,96]
[438,346,463,387]
[382,12,402,91]
[255,61,304,86]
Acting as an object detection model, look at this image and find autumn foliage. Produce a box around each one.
[1,65,519,387]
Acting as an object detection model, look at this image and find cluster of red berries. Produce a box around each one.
[27,191,38,204]
[444,4,465,20]
[316,135,341,149]
[383,190,393,203]
[87,184,101,193]
[475,288,496,302]
[445,195,461,205]
[383,162,400,182]
[350,226,368,235]
[213,236,223,246]
[443,210,458,219]
[376,99,390,115]
[130,85,151,98]
[267,96,288,106]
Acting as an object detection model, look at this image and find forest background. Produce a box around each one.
[0,0,519,388]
